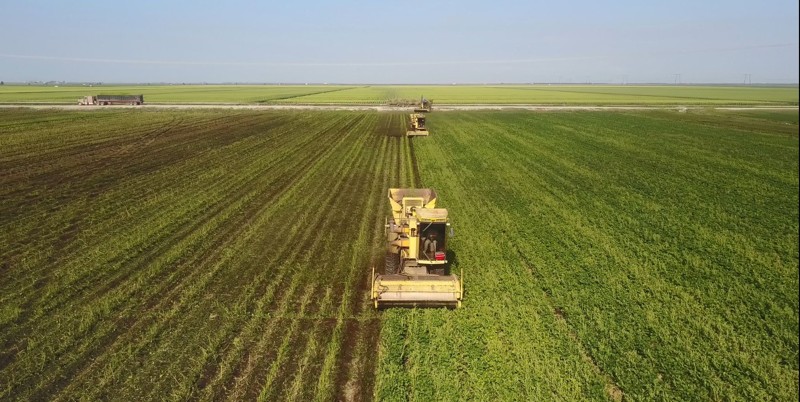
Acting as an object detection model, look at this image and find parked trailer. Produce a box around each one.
[79,95,144,106]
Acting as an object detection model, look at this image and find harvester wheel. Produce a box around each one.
[385,252,399,275]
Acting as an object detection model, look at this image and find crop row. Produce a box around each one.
[0,110,415,401]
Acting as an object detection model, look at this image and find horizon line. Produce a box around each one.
[2,82,798,86]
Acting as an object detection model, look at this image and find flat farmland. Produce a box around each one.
[1,108,798,401]
[279,85,799,105]
[0,85,356,104]
[0,84,797,105]
[381,110,798,400]
[0,109,413,400]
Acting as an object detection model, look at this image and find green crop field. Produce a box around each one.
[380,110,799,401]
[281,85,799,105]
[0,108,797,401]
[0,109,404,401]
[0,85,356,104]
[0,84,797,105]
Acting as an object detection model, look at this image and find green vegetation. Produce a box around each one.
[0,84,796,105]
[0,110,410,400]
[284,85,799,105]
[0,108,797,401]
[377,110,799,400]
[0,85,354,103]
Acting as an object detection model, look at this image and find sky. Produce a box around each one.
[0,0,798,84]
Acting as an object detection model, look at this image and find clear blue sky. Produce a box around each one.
[1,0,797,84]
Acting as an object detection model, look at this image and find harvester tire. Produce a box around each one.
[385,252,399,275]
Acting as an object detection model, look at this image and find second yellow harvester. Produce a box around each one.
[406,114,429,136]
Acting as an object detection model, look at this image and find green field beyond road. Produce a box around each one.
[0,84,797,105]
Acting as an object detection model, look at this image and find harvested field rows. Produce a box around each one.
[0,110,412,401]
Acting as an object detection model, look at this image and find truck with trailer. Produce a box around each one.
[79,95,144,106]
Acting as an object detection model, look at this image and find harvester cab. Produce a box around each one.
[406,113,429,136]
[371,188,463,308]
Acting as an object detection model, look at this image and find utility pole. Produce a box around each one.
[674,74,681,84]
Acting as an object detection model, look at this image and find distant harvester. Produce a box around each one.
[79,95,144,106]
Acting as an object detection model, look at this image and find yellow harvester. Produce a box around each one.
[413,96,432,113]
[406,114,429,136]
[371,188,463,308]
